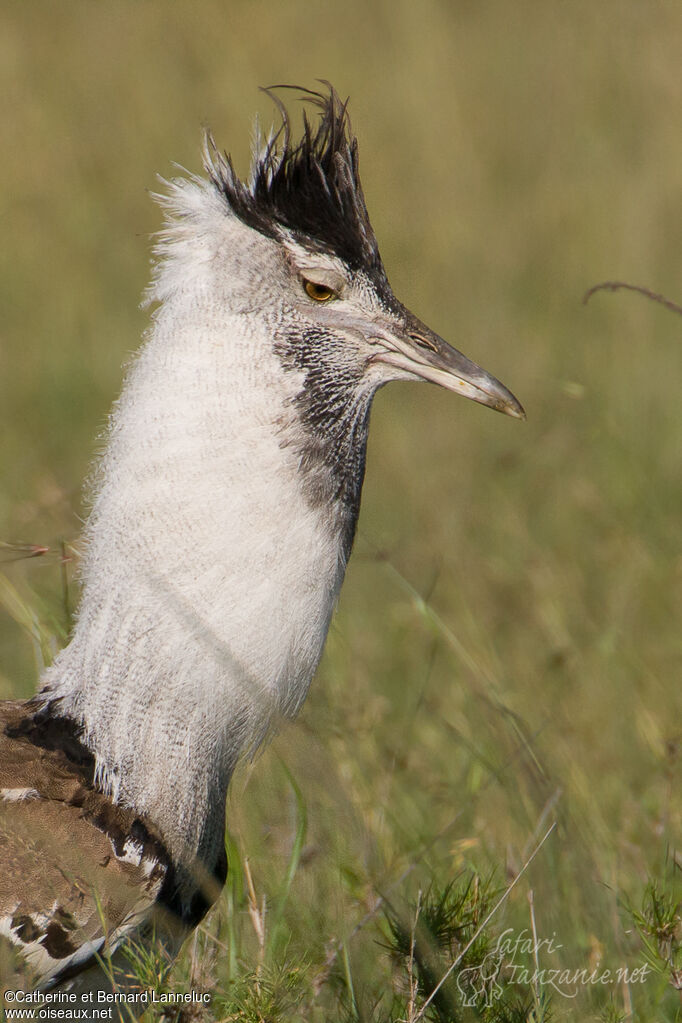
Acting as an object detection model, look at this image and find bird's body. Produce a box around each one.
[0,88,523,997]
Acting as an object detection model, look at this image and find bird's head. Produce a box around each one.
[193,85,524,423]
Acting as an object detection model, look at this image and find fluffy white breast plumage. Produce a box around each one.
[0,86,524,995]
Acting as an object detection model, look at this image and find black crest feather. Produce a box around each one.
[205,85,382,272]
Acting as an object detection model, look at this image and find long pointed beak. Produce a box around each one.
[370,314,525,420]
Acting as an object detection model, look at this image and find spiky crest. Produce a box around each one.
[204,84,382,272]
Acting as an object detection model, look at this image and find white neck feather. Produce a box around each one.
[41,181,348,869]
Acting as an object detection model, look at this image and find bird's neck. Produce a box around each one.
[40,286,367,874]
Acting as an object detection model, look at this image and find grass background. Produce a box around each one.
[1,2,680,1019]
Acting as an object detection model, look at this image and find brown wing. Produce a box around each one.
[0,701,168,990]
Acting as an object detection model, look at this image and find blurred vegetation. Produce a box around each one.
[1,1,681,1019]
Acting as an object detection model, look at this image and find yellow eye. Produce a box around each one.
[303,279,336,302]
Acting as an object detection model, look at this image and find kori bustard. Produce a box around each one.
[0,86,524,993]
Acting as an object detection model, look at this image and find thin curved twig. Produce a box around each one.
[582,280,682,317]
